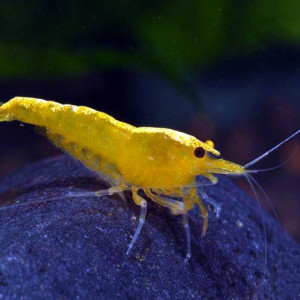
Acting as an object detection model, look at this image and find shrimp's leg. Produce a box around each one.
[183,213,191,263]
[126,188,147,255]
[144,189,191,261]
[198,187,221,218]
[118,191,127,204]
[97,162,128,203]
[96,184,128,196]
[65,184,128,199]
[144,188,185,215]
[183,187,208,237]
[0,184,129,214]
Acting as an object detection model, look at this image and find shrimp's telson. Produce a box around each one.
[0,97,247,261]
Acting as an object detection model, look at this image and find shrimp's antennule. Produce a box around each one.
[244,129,300,169]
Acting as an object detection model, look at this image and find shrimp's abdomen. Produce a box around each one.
[0,97,133,177]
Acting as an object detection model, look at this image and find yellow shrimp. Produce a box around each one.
[0,97,298,262]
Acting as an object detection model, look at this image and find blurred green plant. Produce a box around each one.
[0,0,299,85]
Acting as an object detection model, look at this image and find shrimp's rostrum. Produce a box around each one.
[0,97,263,261]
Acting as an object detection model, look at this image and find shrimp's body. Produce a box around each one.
[0,97,296,261]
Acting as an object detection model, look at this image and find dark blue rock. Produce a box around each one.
[0,155,299,299]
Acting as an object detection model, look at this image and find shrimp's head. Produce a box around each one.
[128,128,246,187]
[188,139,245,178]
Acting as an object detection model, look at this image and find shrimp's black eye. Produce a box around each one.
[194,147,205,158]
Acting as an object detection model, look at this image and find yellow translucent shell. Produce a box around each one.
[0,97,245,188]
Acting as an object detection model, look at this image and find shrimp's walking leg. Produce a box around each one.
[144,189,191,261]
[66,158,128,201]
[65,184,128,199]
[183,213,191,263]
[183,187,208,237]
[126,188,147,255]
[97,162,128,203]
[198,187,221,218]
[96,184,128,196]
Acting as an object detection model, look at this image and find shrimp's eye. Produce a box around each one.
[194,147,205,158]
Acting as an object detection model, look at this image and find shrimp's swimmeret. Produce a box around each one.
[0,97,298,262]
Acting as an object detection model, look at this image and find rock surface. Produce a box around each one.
[0,155,299,299]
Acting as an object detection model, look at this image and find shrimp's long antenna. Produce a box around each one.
[245,141,297,174]
[248,174,284,248]
[244,174,267,296]
[244,129,300,169]
[245,164,288,173]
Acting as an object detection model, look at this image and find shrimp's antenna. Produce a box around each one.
[247,174,284,248]
[245,140,298,174]
[244,129,300,169]
[244,174,267,296]
[246,164,288,173]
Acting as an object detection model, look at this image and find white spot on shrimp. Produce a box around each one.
[148,156,154,160]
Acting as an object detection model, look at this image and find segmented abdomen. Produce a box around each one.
[0,97,134,179]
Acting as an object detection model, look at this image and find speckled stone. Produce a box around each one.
[0,155,298,299]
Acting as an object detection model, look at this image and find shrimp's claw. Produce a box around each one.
[144,188,185,215]
[126,188,148,256]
